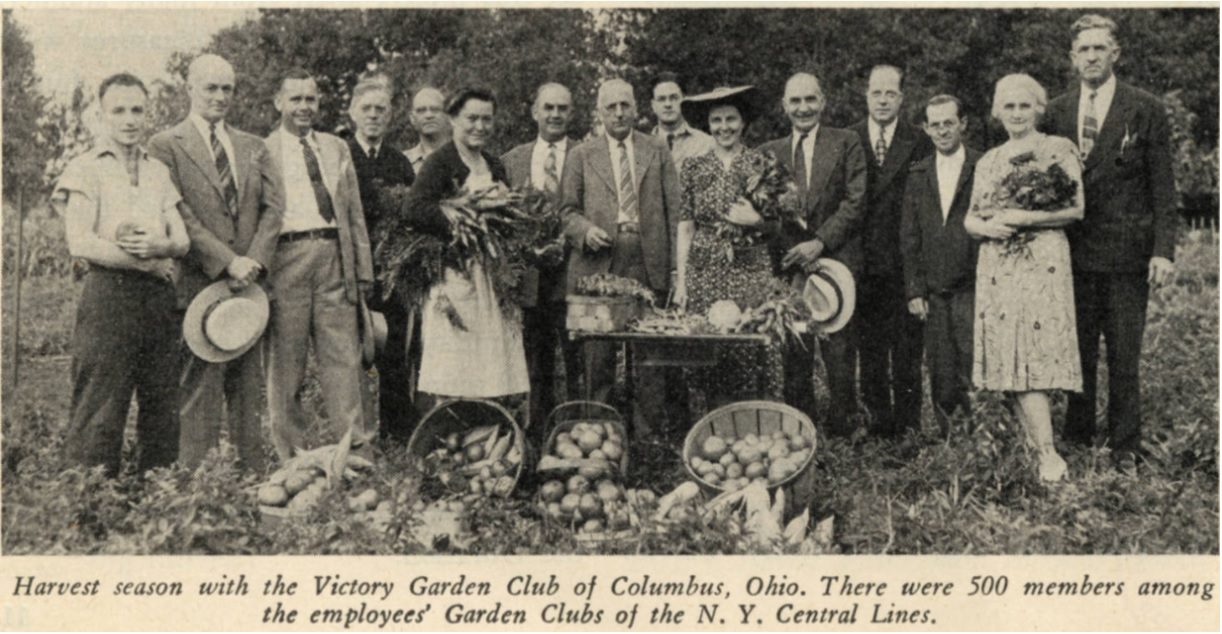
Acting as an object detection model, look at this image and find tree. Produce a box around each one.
[2,10,53,203]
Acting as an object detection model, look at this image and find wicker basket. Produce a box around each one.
[539,401,629,477]
[407,398,526,497]
[682,400,817,496]
[566,295,641,332]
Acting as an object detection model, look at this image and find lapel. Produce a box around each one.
[807,127,838,202]
[315,133,342,191]
[948,148,978,218]
[174,119,227,198]
[876,121,915,191]
[265,128,284,171]
[1084,81,1133,172]
[588,135,616,195]
[631,131,654,191]
[230,129,252,199]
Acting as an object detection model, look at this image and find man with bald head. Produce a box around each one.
[758,71,868,437]
[149,53,285,471]
[503,82,581,428]
[561,78,681,438]
[404,86,449,173]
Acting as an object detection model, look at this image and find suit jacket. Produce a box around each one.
[347,137,414,243]
[403,141,509,237]
[148,119,285,308]
[266,128,373,304]
[502,138,575,306]
[757,127,868,275]
[852,117,934,276]
[1044,80,1178,273]
[900,146,982,301]
[559,131,681,293]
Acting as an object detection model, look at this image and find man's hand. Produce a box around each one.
[226,256,263,289]
[908,298,929,321]
[781,238,824,271]
[584,226,612,251]
[117,228,171,259]
[1149,256,1175,287]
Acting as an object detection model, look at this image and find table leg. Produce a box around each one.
[624,342,635,435]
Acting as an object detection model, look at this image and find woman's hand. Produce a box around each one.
[976,217,1017,241]
[726,198,763,227]
[671,281,688,311]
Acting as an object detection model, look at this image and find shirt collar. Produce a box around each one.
[405,144,427,163]
[791,125,819,146]
[936,144,966,165]
[868,117,896,140]
[537,136,567,152]
[607,131,634,150]
[93,135,148,160]
[355,135,381,157]
[189,112,226,140]
[1082,74,1117,100]
[654,122,692,139]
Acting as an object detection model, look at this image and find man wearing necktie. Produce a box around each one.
[345,78,418,443]
[149,54,284,471]
[264,68,374,460]
[758,72,868,437]
[650,72,714,172]
[561,78,682,439]
[502,82,581,435]
[1044,15,1177,471]
[851,64,933,438]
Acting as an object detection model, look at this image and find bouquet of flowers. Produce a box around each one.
[990,151,1079,258]
[716,151,804,257]
[375,183,565,330]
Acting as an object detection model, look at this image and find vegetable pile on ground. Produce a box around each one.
[536,420,651,537]
[256,439,390,526]
[688,428,813,492]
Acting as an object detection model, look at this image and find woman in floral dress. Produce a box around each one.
[965,74,1084,482]
[673,86,784,409]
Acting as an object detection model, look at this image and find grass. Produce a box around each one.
[1,230,1217,555]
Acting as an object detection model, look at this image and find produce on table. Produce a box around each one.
[706,300,744,332]
[421,424,521,500]
[735,297,807,345]
[686,428,812,492]
[629,309,716,335]
[575,273,657,306]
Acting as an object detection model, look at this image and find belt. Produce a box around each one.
[279,228,338,243]
[618,221,640,234]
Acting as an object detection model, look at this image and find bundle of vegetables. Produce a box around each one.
[374,183,565,330]
[420,423,521,500]
[575,273,657,307]
[716,150,805,252]
[629,309,717,335]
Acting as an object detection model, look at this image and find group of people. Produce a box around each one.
[57,13,1175,485]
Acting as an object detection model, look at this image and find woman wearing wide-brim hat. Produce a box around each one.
[673,84,786,409]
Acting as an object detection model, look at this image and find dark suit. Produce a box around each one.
[149,118,284,471]
[853,118,933,436]
[900,146,981,433]
[348,137,418,440]
[502,138,581,431]
[1045,80,1178,456]
[757,127,868,434]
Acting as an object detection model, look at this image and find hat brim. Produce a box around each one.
[808,258,856,335]
[681,85,761,134]
[183,281,269,363]
[803,274,841,322]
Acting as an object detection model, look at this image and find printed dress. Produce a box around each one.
[969,133,1083,392]
[681,149,784,405]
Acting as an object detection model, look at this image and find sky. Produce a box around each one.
[13,6,255,102]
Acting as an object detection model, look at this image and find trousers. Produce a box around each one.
[857,273,924,435]
[925,290,975,434]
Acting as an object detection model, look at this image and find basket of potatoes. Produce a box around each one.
[536,401,628,479]
[683,400,816,495]
[407,398,525,500]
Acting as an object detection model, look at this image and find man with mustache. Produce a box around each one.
[560,78,682,439]
[502,82,581,431]
[148,54,284,471]
[1045,14,1178,471]
[758,72,868,436]
[404,86,449,174]
[264,68,373,459]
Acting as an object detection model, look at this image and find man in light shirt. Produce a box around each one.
[502,82,581,431]
[899,94,981,436]
[149,54,284,471]
[561,78,681,439]
[404,86,449,173]
[264,68,373,459]
[650,71,714,171]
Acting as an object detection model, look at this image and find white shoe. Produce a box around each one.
[1038,451,1068,482]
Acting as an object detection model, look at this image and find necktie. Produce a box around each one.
[299,135,336,223]
[874,129,888,166]
[793,132,809,192]
[369,146,378,161]
[210,123,238,216]
[666,133,675,150]
[1082,90,1099,159]
[617,141,638,222]
[543,143,560,195]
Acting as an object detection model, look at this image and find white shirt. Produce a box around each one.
[279,130,337,233]
[935,145,966,223]
[189,112,239,188]
[529,137,568,190]
[607,133,637,222]
[868,117,896,162]
[1078,74,1117,149]
[404,144,429,172]
[790,126,818,189]
[354,135,382,160]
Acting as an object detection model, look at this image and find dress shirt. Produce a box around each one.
[279,130,337,233]
[188,112,239,186]
[529,137,568,190]
[1078,74,1117,151]
[868,117,896,163]
[653,122,714,173]
[354,135,382,160]
[790,126,819,189]
[607,132,637,223]
[404,144,429,173]
[935,144,966,223]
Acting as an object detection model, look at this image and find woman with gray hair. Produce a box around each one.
[964,73,1085,482]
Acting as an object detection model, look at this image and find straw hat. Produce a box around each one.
[358,298,388,366]
[680,85,762,133]
[182,281,270,363]
[803,258,856,334]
